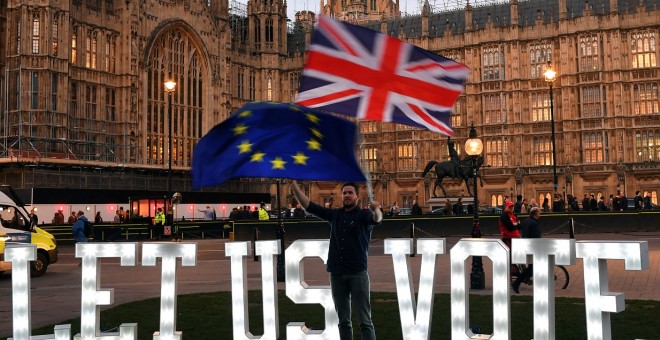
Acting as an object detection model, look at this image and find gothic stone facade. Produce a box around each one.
[0,0,658,209]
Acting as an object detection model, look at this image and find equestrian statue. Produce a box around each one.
[421,138,484,198]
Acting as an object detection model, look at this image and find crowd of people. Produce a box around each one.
[508,190,655,214]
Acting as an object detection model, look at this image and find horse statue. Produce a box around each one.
[421,139,485,198]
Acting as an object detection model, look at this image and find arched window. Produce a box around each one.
[32,17,40,54]
[52,16,59,56]
[16,19,21,54]
[254,18,261,48]
[146,27,205,167]
[631,31,656,69]
[265,18,273,43]
[267,76,272,101]
[583,132,603,163]
[71,30,77,64]
[533,137,553,166]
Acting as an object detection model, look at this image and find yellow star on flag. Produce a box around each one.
[250,151,266,162]
[236,140,253,154]
[306,139,322,151]
[271,157,287,169]
[292,152,309,165]
[233,123,248,136]
[238,110,252,118]
[310,127,324,139]
[306,113,320,124]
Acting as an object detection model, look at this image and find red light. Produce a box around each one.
[222,205,226,210]
[190,205,194,210]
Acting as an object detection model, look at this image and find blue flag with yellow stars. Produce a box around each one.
[192,102,367,189]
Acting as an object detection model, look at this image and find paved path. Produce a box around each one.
[1,232,660,336]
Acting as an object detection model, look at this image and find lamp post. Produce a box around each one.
[544,62,558,196]
[465,124,484,290]
[164,80,177,204]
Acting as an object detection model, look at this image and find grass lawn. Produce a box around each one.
[24,291,658,339]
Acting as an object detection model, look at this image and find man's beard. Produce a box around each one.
[343,200,357,210]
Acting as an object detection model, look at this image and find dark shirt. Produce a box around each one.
[634,196,643,210]
[293,208,305,218]
[306,201,380,274]
[514,200,523,214]
[411,204,423,215]
[643,196,652,209]
[520,216,541,239]
[619,195,628,211]
[453,202,463,215]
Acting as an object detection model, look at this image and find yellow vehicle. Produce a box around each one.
[0,186,58,277]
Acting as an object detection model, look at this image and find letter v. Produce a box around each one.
[384,238,445,340]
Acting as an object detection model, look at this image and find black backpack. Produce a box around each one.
[84,220,94,238]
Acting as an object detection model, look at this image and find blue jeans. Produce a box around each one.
[330,271,376,340]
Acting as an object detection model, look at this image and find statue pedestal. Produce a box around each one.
[427,196,474,211]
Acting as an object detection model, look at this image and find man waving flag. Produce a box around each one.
[295,15,469,136]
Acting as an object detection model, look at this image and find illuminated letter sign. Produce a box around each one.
[2,238,654,340]
[576,241,649,340]
[384,238,445,340]
[511,238,576,339]
[450,238,510,339]
[142,242,198,339]
[226,240,281,339]
[285,240,338,339]
[75,242,138,339]
[6,244,73,340]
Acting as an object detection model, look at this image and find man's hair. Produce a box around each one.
[77,210,85,216]
[529,206,540,217]
[342,182,359,195]
[636,191,640,195]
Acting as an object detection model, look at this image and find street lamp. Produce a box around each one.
[164,80,177,205]
[465,123,484,290]
[544,62,558,196]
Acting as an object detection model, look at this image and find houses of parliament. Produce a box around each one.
[0,0,657,211]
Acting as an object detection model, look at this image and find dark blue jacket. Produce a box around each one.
[72,215,89,243]
[520,215,541,239]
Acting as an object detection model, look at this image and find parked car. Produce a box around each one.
[0,186,58,277]
[430,208,446,215]
[479,206,503,215]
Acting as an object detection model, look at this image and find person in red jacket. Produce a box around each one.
[499,200,520,249]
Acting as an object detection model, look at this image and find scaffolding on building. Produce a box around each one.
[229,0,249,49]
[418,0,510,13]
[0,64,134,167]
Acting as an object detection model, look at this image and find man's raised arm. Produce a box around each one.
[370,202,383,223]
[290,180,310,209]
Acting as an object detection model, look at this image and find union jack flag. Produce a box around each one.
[295,16,470,136]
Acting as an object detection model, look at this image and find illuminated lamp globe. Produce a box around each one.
[465,125,483,156]
[164,80,177,93]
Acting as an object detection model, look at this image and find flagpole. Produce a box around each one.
[356,127,374,203]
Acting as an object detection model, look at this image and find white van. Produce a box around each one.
[0,186,58,276]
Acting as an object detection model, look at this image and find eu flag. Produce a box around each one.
[192,102,366,190]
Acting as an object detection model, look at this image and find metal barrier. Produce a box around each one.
[253,227,260,261]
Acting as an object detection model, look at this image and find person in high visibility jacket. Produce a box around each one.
[258,202,270,221]
[154,207,166,239]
